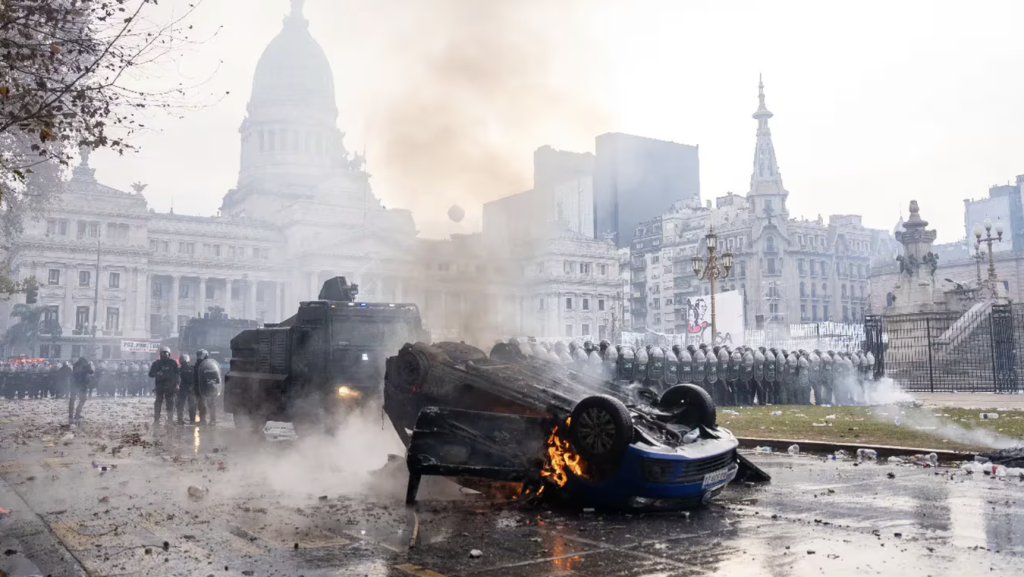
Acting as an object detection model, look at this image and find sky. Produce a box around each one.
[87,0,1024,242]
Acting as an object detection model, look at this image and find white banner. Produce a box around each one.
[120,340,160,353]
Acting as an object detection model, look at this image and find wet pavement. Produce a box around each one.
[1,397,1023,577]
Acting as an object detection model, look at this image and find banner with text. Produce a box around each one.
[120,340,160,354]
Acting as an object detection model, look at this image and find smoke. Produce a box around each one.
[355,0,612,237]
[872,402,1021,450]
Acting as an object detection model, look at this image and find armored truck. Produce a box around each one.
[224,277,428,436]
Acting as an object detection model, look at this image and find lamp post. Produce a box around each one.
[972,241,984,285]
[691,228,733,344]
[974,217,1003,296]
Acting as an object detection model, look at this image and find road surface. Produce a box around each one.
[0,397,1022,577]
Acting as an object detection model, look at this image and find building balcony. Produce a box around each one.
[763,270,782,277]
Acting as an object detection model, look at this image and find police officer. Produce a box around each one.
[56,361,72,401]
[69,357,93,423]
[149,346,179,425]
[176,354,197,426]
[194,349,222,426]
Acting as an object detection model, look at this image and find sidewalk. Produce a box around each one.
[913,392,1024,409]
[0,475,87,577]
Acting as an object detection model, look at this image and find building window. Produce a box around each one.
[150,240,159,251]
[598,264,607,276]
[582,324,590,336]
[766,235,775,252]
[43,305,59,324]
[47,269,60,285]
[565,324,573,338]
[652,255,660,264]
[598,299,605,311]
[812,305,819,321]
[740,261,746,277]
[653,297,661,309]
[231,285,242,300]
[767,258,776,275]
[106,223,129,242]
[538,298,545,310]
[582,298,589,311]
[564,261,572,274]
[75,306,90,330]
[79,271,91,287]
[580,262,591,275]
[47,219,69,236]
[40,344,62,359]
[109,272,120,289]
[565,297,573,310]
[152,282,163,297]
[106,307,119,331]
[800,281,806,297]
[824,305,830,321]
[801,304,806,320]
[811,283,817,297]
[180,283,190,298]
[206,284,216,299]
[798,259,805,274]
[179,242,195,255]
[101,345,111,360]
[842,284,847,298]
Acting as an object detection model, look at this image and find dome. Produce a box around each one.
[249,1,336,117]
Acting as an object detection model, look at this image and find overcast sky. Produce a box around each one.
[88,0,1024,241]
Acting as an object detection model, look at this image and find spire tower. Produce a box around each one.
[749,75,786,198]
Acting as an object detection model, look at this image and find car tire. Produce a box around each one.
[658,384,717,429]
[569,395,633,467]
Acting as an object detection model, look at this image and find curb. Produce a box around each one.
[735,437,977,462]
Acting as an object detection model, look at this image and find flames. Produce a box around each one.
[540,419,583,487]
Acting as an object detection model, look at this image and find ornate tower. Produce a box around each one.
[748,76,788,220]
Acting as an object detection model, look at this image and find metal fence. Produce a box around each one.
[865,302,1022,393]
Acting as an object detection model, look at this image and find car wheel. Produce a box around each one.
[658,384,717,429]
[569,395,633,467]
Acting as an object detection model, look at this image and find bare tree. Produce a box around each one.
[0,0,220,293]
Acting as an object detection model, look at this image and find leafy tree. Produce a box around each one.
[3,302,50,355]
[0,0,218,293]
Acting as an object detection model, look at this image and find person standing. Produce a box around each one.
[194,349,221,427]
[69,357,93,423]
[176,354,197,426]
[148,347,179,425]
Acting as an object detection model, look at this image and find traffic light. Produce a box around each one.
[25,281,38,305]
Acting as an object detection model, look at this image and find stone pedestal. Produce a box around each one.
[887,201,946,315]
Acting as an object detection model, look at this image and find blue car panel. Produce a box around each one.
[563,429,739,509]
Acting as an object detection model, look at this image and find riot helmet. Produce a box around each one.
[196,349,209,362]
[159,346,171,360]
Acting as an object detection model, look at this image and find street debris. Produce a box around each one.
[787,444,800,456]
[187,486,209,499]
[469,549,483,559]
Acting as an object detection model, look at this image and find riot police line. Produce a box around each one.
[504,338,878,406]
[0,360,155,399]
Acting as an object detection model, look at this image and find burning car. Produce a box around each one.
[384,341,767,510]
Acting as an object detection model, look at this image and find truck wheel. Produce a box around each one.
[569,395,633,467]
[658,384,717,429]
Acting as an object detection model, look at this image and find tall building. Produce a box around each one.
[629,79,897,334]
[593,133,700,248]
[1,1,619,358]
[962,176,1024,253]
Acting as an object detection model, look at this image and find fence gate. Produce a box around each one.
[991,303,1019,393]
[863,315,885,380]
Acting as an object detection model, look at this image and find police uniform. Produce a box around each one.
[194,351,222,426]
[149,352,180,424]
[176,355,197,425]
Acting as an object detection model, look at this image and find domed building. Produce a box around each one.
[1,0,622,358]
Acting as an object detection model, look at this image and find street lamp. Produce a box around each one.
[691,227,733,343]
[974,217,1003,295]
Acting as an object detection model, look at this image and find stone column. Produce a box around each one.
[198,277,207,317]
[246,280,257,319]
[170,275,180,335]
[63,264,74,331]
[145,274,152,335]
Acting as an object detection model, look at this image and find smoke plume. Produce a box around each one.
[356,0,612,237]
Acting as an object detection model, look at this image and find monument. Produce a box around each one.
[888,201,945,314]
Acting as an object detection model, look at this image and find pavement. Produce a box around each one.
[913,392,1024,410]
[1,397,1023,577]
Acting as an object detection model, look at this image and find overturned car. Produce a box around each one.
[384,341,768,510]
